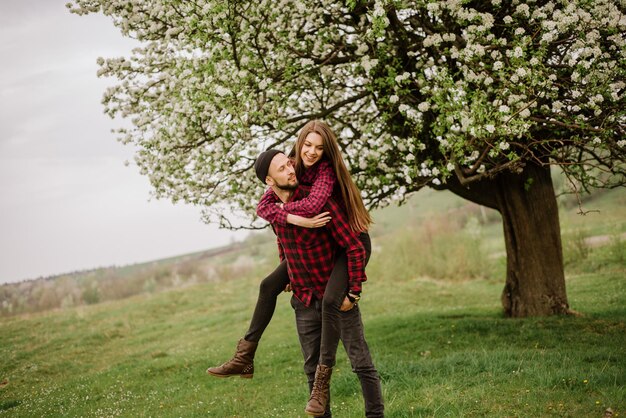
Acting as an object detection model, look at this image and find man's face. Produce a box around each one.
[267,153,298,190]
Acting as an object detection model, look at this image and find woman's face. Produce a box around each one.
[300,132,324,168]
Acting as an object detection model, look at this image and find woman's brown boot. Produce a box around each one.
[206,338,258,378]
[305,364,333,416]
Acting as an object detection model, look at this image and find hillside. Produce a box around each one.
[3,182,624,318]
[0,185,625,416]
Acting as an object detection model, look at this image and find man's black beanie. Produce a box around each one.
[254,149,283,183]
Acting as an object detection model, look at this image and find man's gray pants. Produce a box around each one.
[291,295,384,418]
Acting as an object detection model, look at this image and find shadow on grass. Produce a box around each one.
[0,400,21,412]
[367,309,626,354]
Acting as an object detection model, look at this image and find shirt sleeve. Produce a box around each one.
[277,236,286,263]
[270,225,286,263]
[282,161,336,217]
[256,188,289,226]
[324,199,367,293]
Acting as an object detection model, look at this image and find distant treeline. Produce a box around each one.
[0,237,275,317]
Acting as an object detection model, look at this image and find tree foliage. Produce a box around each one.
[68,0,626,228]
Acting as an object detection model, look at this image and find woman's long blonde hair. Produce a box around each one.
[290,120,372,233]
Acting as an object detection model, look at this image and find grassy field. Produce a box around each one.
[1,187,625,417]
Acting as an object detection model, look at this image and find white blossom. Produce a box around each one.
[373,1,386,17]
[417,101,430,112]
[395,72,411,83]
[515,4,530,18]
[67,0,626,227]
[215,85,231,96]
[361,56,379,73]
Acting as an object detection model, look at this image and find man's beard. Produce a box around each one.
[275,179,299,190]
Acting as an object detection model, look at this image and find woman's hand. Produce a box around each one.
[287,212,331,228]
[340,296,355,312]
[339,296,356,312]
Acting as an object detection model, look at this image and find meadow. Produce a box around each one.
[1,185,624,417]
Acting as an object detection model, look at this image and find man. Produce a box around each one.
[253,149,384,417]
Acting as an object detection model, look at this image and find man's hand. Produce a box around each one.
[284,283,292,292]
[340,296,355,311]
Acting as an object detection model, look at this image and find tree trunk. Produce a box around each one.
[446,163,570,317]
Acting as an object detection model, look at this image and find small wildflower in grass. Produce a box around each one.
[583,379,588,384]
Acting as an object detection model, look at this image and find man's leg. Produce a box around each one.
[291,296,332,418]
[320,232,372,367]
[340,304,384,418]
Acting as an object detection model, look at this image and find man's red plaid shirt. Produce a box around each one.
[258,185,367,307]
[257,159,337,225]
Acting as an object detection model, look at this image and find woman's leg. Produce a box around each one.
[207,260,289,378]
[244,260,290,342]
[319,232,371,367]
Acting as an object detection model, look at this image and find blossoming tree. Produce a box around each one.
[68,0,626,317]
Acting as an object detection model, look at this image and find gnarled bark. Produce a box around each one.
[447,163,570,317]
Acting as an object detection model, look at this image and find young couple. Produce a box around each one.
[207,120,384,417]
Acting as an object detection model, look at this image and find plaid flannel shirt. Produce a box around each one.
[256,160,336,226]
[263,185,366,307]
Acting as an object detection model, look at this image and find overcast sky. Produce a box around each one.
[0,1,247,284]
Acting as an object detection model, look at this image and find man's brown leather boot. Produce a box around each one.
[305,364,333,416]
[206,338,258,378]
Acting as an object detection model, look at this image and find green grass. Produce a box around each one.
[1,186,625,417]
[1,249,624,417]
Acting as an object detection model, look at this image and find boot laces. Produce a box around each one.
[310,369,329,399]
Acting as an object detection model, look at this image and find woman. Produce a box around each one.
[207,120,372,413]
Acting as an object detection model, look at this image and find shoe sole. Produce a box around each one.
[206,370,253,379]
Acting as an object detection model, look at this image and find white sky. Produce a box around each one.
[0,1,248,284]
